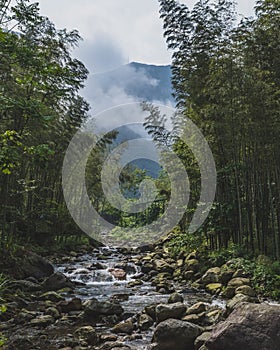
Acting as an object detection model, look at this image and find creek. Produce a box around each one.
[55,246,225,349]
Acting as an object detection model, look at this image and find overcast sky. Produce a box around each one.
[39,0,256,74]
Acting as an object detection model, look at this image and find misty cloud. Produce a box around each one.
[77,34,126,74]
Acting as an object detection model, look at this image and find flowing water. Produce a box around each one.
[55,247,226,349]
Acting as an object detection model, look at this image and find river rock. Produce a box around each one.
[168,292,184,304]
[39,291,64,302]
[220,270,235,285]
[14,249,54,280]
[74,325,98,345]
[227,277,250,288]
[221,286,236,299]
[138,313,154,330]
[109,268,127,280]
[186,259,200,272]
[30,314,54,327]
[12,279,42,292]
[199,267,221,285]
[186,302,207,315]
[206,283,222,295]
[45,306,60,319]
[57,297,83,313]
[153,259,174,274]
[226,293,257,312]
[83,298,123,319]
[41,272,74,291]
[195,332,212,349]
[152,319,203,350]
[145,304,157,320]
[112,318,134,334]
[156,303,186,322]
[235,285,256,297]
[206,303,280,350]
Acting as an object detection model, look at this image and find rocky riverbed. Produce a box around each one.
[1,244,280,350]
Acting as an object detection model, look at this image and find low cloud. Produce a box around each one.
[77,34,126,74]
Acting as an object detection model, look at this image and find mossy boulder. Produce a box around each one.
[206,283,223,295]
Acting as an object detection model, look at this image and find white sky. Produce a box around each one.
[39,0,256,73]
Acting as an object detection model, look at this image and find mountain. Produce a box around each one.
[84,62,175,111]
[84,62,174,181]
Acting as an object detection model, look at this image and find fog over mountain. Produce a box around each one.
[82,61,174,180]
[83,61,175,116]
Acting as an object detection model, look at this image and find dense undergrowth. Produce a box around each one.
[166,230,280,300]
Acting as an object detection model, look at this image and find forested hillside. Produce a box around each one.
[157,0,280,260]
[0,0,90,247]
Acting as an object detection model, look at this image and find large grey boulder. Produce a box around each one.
[83,298,123,319]
[152,319,203,350]
[206,302,280,350]
[156,303,186,322]
[14,249,54,280]
[41,272,74,291]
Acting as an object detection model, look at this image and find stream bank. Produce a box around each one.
[0,243,279,350]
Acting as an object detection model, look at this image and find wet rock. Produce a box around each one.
[100,342,133,349]
[182,313,204,324]
[74,325,98,345]
[42,272,74,291]
[184,270,195,280]
[141,263,154,274]
[112,318,134,334]
[195,332,212,349]
[156,302,186,322]
[127,279,143,287]
[114,263,136,275]
[221,286,235,299]
[206,303,280,350]
[226,293,258,312]
[168,292,184,304]
[145,304,157,320]
[152,319,203,350]
[58,298,83,313]
[110,293,130,302]
[205,309,223,325]
[39,291,64,303]
[186,302,207,315]
[138,313,154,330]
[227,277,250,288]
[235,285,256,297]
[153,259,174,274]
[93,262,107,269]
[199,268,221,286]
[5,335,34,350]
[100,334,118,342]
[46,306,60,319]
[83,298,123,319]
[109,268,127,280]
[16,310,37,324]
[186,259,200,272]
[30,314,54,326]
[12,279,42,292]
[220,270,235,285]
[206,283,222,295]
[13,249,54,280]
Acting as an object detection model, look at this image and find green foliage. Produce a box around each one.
[0,0,90,245]
[207,243,250,267]
[225,256,280,300]
[166,228,207,258]
[159,0,280,259]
